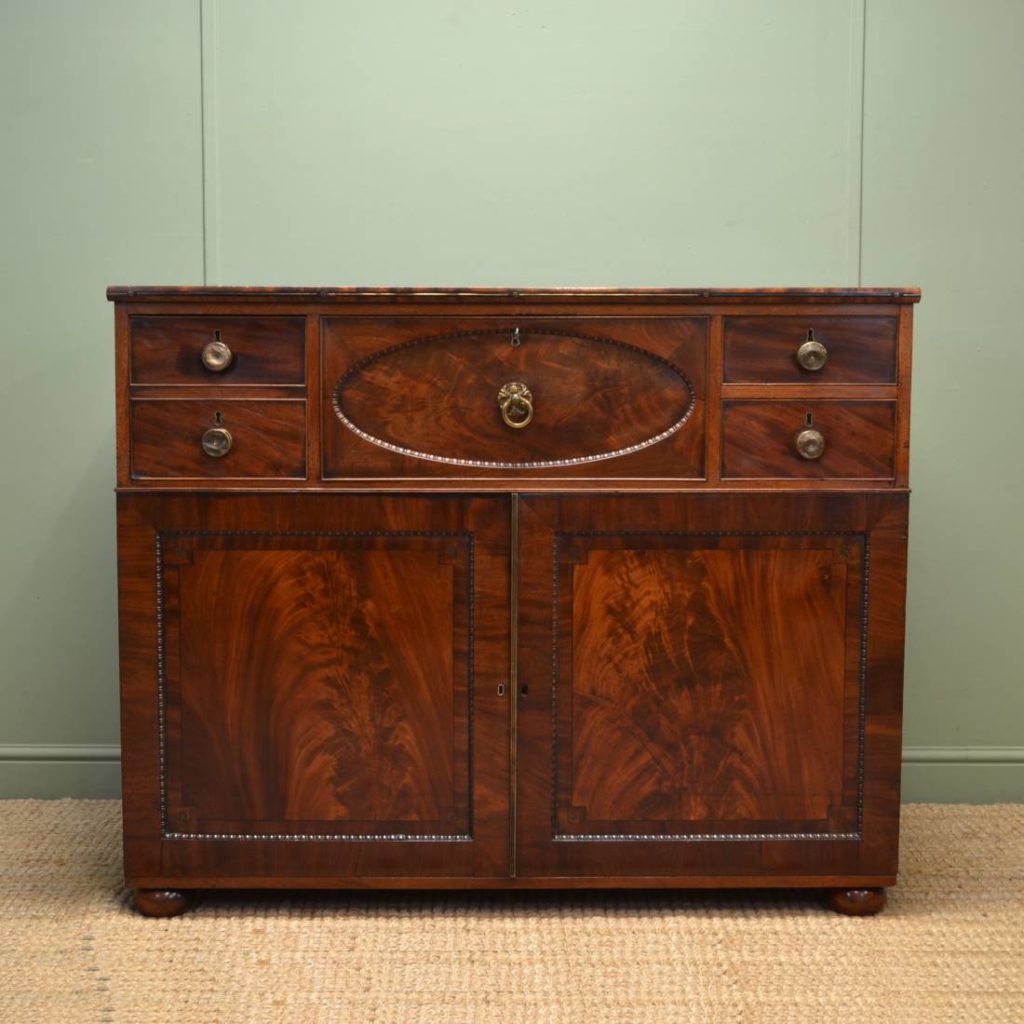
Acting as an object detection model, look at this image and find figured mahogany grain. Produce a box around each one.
[130,315,305,385]
[563,544,850,831]
[165,538,468,835]
[724,316,897,384]
[117,492,511,883]
[322,316,707,479]
[515,492,907,880]
[336,326,694,466]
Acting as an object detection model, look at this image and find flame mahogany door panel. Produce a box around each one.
[117,493,510,883]
[515,492,908,880]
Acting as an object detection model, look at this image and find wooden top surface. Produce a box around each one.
[108,285,921,304]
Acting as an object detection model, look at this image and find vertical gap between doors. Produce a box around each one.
[509,493,519,877]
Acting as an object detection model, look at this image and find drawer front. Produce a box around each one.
[723,401,895,479]
[130,316,306,385]
[131,399,306,479]
[322,316,707,478]
[724,316,897,383]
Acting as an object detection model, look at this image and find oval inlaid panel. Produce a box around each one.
[332,328,696,469]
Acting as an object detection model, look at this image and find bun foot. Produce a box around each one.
[133,888,190,918]
[826,887,886,916]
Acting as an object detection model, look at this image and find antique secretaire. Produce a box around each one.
[110,285,916,916]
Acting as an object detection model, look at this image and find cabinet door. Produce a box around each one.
[516,494,907,883]
[118,494,510,885]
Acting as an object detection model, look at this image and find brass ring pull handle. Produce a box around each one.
[201,339,233,372]
[795,427,825,460]
[201,426,233,458]
[497,382,534,429]
[795,337,828,372]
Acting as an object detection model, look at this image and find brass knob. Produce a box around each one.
[497,381,534,429]
[795,427,826,460]
[201,339,233,372]
[201,426,233,458]
[796,338,828,372]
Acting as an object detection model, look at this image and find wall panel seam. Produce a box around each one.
[199,0,208,284]
[200,0,220,284]
[846,0,867,285]
[857,0,867,284]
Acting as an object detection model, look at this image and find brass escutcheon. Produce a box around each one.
[497,381,534,429]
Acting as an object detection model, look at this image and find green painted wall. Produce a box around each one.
[1,0,1021,800]
[860,0,1024,801]
[0,2,204,798]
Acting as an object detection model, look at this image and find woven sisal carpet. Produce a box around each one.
[0,801,1021,1023]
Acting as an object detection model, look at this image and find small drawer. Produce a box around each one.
[723,316,897,383]
[130,316,305,385]
[131,399,306,479]
[722,401,895,479]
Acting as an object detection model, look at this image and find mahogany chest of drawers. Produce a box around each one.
[110,286,917,917]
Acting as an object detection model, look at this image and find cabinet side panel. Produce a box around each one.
[117,495,163,880]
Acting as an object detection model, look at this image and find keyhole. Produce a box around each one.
[214,410,224,426]
[805,412,814,427]
[497,684,505,697]
[520,684,528,696]
[214,329,222,342]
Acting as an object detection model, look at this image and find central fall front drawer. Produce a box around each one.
[321,317,708,478]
